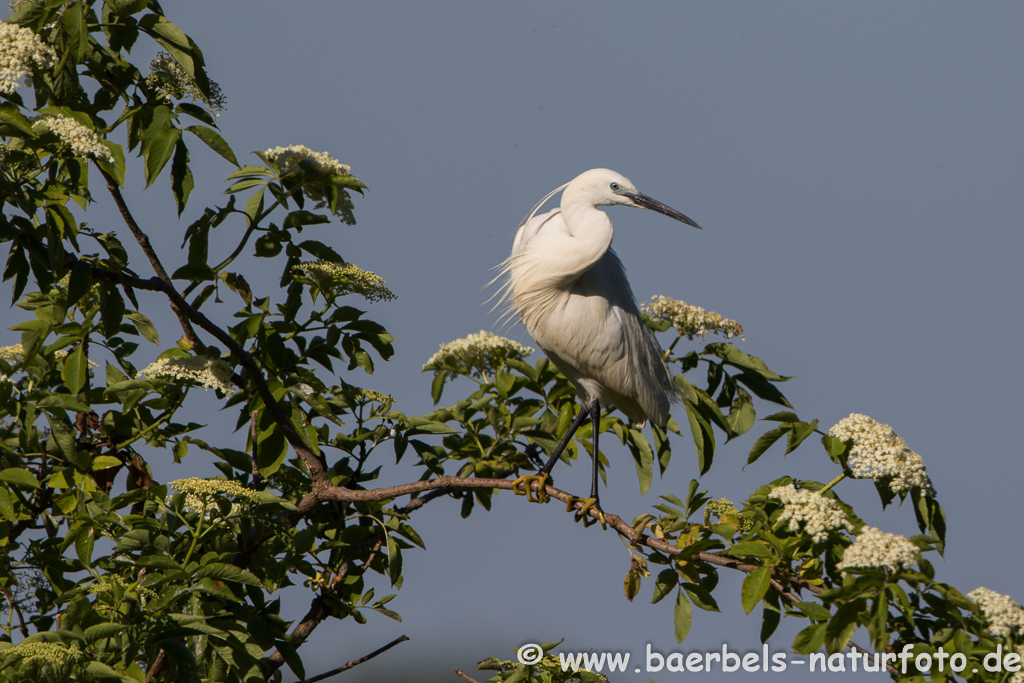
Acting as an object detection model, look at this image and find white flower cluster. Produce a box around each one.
[1012,649,1024,683]
[642,295,744,340]
[264,145,351,178]
[423,330,533,381]
[264,145,356,219]
[837,526,919,572]
[0,640,84,670]
[292,260,396,302]
[146,52,226,113]
[770,484,852,543]
[34,115,114,163]
[0,23,55,94]
[170,477,260,516]
[968,587,1024,640]
[0,343,97,383]
[137,356,235,395]
[828,413,935,497]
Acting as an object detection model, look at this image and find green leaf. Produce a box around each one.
[728,542,772,559]
[747,425,788,466]
[0,104,34,136]
[386,535,402,586]
[193,563,262,587]
[628,427,654,495]
[84,622,128,644]
[144,128,181,188]
[62,2,89,60]
[623,569,641,602]
[792,622,827,655]
[62,345,89,394]
[283,210,330,230]
[186,126,238,166]
[125,312,159,344]
[171,138,194,215]
[825,600,862,654]
[76,527,95,567]
[674,588,692,643]
[795,600,831,621]
[0,468,41,489]
[704,343,789,382]
[741,567,771,614]
[785,419,818,455]
[651,569,678,605]
[682,396,715,475]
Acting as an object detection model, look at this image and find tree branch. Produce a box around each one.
[77,261,892,673]
[292,635,409,683]
[98,167,203,350]
[84,263,328,485]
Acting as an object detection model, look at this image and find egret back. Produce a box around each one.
[502,208,679,426]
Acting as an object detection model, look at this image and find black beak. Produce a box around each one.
[625,192,702,230]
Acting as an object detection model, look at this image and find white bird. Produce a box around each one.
[498,168,702,527]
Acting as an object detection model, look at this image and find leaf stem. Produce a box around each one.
[819,473,846,495]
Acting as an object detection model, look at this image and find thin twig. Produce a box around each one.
[143,648,166,683]
[98,167,203,350]
[0,585,29,638]
[455,669,482,683]
[292,635,409,683]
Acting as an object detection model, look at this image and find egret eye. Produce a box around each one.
[610,182,620,192]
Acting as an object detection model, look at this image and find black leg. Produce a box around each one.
[538,398,596,477]
[589,399,601,502]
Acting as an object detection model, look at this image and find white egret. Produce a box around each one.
[497,168,702,527]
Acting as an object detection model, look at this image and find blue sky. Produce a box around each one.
[7,2,1024,681]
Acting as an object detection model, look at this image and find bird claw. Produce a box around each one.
[511,473,550,503]
[566,495,607,530]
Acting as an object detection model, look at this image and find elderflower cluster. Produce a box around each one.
[705,498,753,533]
[87,574,157,602]
[0,344,97,380]
[33,115,114,163]
[423,331,533,381]
[0,344,22,362]
[770,484,851,543]
[1012,649,1024,683]
[642,295,744,340]
[170,477,260,516]
[968,587,1024,640]
[0,23,55,94]
[265,145,351,177]
[264,145,357,221]
[828,413,935,497]
[343,387,392,406]
[837,526,919,572]
[0,641,84,671]
[137,356,235,395]
[292,261,396,302]
[146,52,226,113]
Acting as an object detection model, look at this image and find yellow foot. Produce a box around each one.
[512,473,550,503]
[565,495,607,530]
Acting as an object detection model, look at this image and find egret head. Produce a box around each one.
[566,168,702,229]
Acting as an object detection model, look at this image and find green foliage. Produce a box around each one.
[0,3,1017,683]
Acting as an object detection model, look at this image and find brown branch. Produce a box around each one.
[98,167,203,350]
[0,584,29,638]
[291,635,409,683]
[75,259,888,672]
[455,669,483,683]
[143,648,166,683]
[84,262,328,485]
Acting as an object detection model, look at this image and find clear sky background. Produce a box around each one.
[6,2,1024,681]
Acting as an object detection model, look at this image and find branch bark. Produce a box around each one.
[291,635,409,683]
[99,167,203,350]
